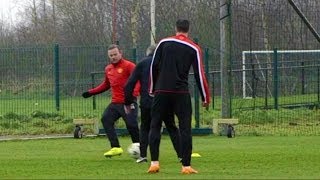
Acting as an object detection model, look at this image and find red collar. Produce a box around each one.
[175,34,189,41]
[176,34,188,38]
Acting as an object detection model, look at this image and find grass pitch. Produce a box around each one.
[0,136,319,179]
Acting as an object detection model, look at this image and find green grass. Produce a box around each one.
[0,136,320,179]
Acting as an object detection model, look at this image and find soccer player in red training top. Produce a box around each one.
[82,44,140,158]
[148,19,210,174]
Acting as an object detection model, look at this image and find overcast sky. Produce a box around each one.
[0,0,19,24]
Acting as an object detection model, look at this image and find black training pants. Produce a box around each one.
[149,93,191,166]
[101,102,139,148]
[140,107,181,158]
[139,107,151,157]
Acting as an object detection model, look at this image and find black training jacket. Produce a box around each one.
[125,55,153,108]
[149,34,210,103]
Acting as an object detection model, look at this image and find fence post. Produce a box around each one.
[211,73,215,110]
[54,44,60,111]
[251,54,256,99]
[132,48,137,63]
[205,48,209,78]
[273,48,279,110]
[265,68,268,109]
[317,67,320,105]
[301,61,305,94]
[91,73,96,110]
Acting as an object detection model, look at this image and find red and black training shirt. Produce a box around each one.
[89,58,140,103]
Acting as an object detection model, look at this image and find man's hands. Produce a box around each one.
[124,103,135,114]
[82,92,92,98]
[202,102,209,108]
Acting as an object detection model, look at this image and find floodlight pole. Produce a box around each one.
[288,0,320,43]
[112,0,117,43]
[220,0,232,118]
[150,0,156,45]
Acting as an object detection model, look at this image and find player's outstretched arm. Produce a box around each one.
[82,91,92,98]
[82,68,111,98]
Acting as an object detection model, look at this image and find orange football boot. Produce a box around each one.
[181,166,198,174]
[147,164,160,173]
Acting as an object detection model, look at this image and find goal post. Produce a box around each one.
[242,49,320,99]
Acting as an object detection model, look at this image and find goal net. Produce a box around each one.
[242,49,320,99]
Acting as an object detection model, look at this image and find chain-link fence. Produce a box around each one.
[1,0,320,136]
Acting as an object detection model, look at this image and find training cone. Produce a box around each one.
[191,152,201,158]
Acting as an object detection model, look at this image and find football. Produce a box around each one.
[127,143,140,159]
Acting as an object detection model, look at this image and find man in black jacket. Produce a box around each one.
[148,19,210,174]
[124,44,181,163]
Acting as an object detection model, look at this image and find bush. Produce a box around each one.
[31,111,62,119]
[3,112,31,122]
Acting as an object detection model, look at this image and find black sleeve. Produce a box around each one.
[124,62,142,105]
[192,57,205,102]
[191,48,209,103]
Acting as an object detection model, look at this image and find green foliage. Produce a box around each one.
[3,112,31,122]
[77,113,98,119]
[234,108,320,124]
[0,122,21,129]
[199,108,220,126]
[61,118,73,124]
[1,95,320,136]
[0,111,74,135]
[33,121,50,128]
[31,111,61,119]
[234,109,276,124]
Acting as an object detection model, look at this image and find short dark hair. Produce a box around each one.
[108,44,121,51]
[176,19,189,33]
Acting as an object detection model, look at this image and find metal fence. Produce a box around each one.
[1,0,320,136]
[1,45,320,136]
